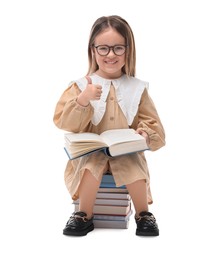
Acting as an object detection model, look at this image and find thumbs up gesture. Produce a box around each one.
[85,76,102,100]
[77,76,102,106]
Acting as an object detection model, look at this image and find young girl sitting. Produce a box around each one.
[53,15,165,236]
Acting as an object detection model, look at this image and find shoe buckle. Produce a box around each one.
[74,215,88,222]
[136,215,152,222]
[136,216,142,221]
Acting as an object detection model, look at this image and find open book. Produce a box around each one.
[64,128,149,160]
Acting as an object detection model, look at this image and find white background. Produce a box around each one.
[0,0,215,259]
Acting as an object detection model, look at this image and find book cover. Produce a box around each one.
[100,173,126,188]
[101,172,115,183]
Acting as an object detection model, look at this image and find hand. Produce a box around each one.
[136,129,150,146]
[85,76,102,100]
[77,76,102,106]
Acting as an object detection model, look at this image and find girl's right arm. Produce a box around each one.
[53,83,94,133]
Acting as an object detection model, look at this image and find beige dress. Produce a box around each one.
[53,74,165,204]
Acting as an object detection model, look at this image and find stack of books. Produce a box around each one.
[73,172,132,229]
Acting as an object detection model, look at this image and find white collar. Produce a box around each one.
[74,74,148,126]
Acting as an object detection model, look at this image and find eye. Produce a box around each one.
[98,46,109,51]
[115,46,125,51]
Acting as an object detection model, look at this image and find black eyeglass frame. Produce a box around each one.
[93,44,128,56]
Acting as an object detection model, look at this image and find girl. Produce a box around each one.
[53,15,165,236]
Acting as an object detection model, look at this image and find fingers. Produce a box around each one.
[85,75,102,90]
[84,75,102,100]
[95,88,102,99]
[85,76,92,85]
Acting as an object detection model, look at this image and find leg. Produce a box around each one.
[126,179,159,236]
[78,169,103,218]
[63,169,104,236]
[126,179,148,214]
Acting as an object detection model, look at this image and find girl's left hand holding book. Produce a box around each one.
[136,128,150,146]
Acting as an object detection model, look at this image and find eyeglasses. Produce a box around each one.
[93,44,127,56]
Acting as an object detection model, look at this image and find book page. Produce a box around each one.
[65,132,105,143]
[64,132,108,159]
[100,128,149,157]
[100,129,144,146]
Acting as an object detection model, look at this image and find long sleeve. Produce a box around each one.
[53,83,94,132]
[131,88,166,151]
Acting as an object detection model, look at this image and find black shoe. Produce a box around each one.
[63,211,94,236]
[135,211,159,236]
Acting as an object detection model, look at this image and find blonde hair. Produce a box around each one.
[87,15,136,77]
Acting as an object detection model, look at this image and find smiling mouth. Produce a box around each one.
[105,60,118,64]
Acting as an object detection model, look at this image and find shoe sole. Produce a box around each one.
[136,229,159,236]
[63,224,94,236]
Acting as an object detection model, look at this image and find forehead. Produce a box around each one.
[94,28,125,45]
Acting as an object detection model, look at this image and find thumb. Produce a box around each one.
[85,76,92,85]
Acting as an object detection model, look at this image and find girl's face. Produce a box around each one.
[92,28,126,79]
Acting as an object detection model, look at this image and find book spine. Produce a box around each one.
[99,183,126,188]
[96,193,131,200]
[74,204,131,215]
[94,209,133,221]
[73,199,130,206]
[103,148,112,157]
[64,147,72,160]
[93,219,130,229]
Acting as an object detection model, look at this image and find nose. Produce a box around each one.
[107,48,115,56]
